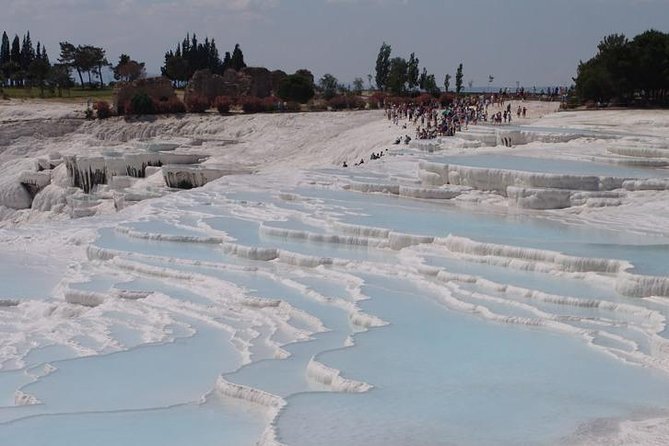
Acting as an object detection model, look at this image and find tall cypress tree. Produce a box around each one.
[10,35,20,63]
[407,52,419,91]
[0,32,10,66]
[230,44,245,71]
[20,31,35,71]
[375,42,391,91]
[455,63,464,94]
[9,35,21,86]
[222,52,231,71]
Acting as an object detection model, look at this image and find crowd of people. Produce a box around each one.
[385,94,529,141]
[343,93,531,168]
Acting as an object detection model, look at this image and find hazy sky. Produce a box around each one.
[3,0,669,87]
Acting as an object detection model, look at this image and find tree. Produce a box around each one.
[353,77,364,94]
[386,57,408,95]
[10,35,21,86]
[419,68,427,90]
[89,46,110,88]
[375,42,391,91]
[59,42,83,87]
[222,51,231,71]
[407,52,419,91]
[572,30,669,104]
[114,54,130,78]
[230,43,246,71]
[444,73,451,92]
[455,63,463,94]
[75,45,101,87]
[10,35,20,64]
[295,69,315,87]
[319,73,339,100]
[57,42,107,88]
[113,54,145,82]
[162,33,225,81]
[277,74,315,103]
[162,54,189,87]
[20,32,35,74]
[424,74,440,95]
[631,30,668,101]
[3,61,19,87]
[0,32,10,86]
[0,32,9,67]
[28,46,51,95]
[49,63,73,96]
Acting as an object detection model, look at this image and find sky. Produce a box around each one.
[3,0,669,88]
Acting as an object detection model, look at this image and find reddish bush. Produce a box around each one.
[369,92,387,108]
[262,96,279,112]
[328,95,349,110]
[185,94,210,113]
[284,101,301,112]
[385,96,407,106]
[416,93,434,106]
[349,96,366,109]
[308,100,328,111]
[95,101,111,119]
[154,97,186,114]
[439,92,456,107]
[328,95,365,110]
[240,96,265,114]
[123,93,155,116]
[214,96,234,114]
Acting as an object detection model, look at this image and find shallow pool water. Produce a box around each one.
[3,138,669,445]
[430,154,669,178]
[277,275,669,446]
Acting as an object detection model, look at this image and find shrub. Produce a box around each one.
[154,97,186,114]
[285,101,301,112]
[214,96,234,114]
[350,96,366,109]
[94,101,111,119]
[308,100,328,112]
[439,92,455,107]
[185,94,210,113]
[262,96,279,112]
[240,96,265,114]
[385,96,406,106]
[328,95,365,111]
[416,93,434,106]
[277,74,315,103]
[369,92,386,108]
[328,96,348,110]
[129,92,155,115]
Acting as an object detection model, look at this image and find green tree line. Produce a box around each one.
[574,29,669,105]
[161,34,247,87]
[373,42,466,96]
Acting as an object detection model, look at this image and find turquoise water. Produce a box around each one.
[430,154,669,178]
[0,398,265,446]
[277,275,669,446]
[291,186,669,275]
[3,157,669,446]
[0,253,62,300]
